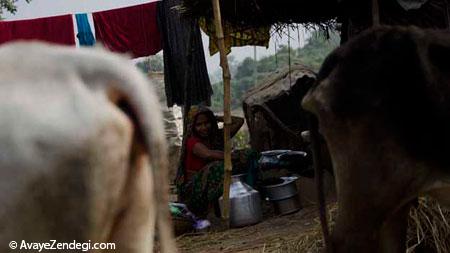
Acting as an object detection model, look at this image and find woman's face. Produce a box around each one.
[194,113,212,138]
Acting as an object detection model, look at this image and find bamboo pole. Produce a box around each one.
[211,0,232,227]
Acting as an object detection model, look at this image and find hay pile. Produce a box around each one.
[407,198,450,253]
[176,198,449,253]
[176,205,336,253]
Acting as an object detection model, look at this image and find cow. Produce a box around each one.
[302,26,450,253]
[0,42,176,253]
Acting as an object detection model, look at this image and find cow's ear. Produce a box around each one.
[73,50,176,252]
[106,87,146,148]
[105,82,176,253]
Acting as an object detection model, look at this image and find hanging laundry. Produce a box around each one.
[93,2,161,58]
[0,14,75,45]
[157,0,212,107]
[199,17,271,56]
[75,13,95,46]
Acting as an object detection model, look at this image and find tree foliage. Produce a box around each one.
[0,0,31,18]
[136,54,164,73]
[210,30,340,112]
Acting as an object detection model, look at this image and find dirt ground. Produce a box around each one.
[175,205,326,253]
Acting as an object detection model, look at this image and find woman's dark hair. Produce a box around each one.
[192,110,219,139]
[191,109,224,150]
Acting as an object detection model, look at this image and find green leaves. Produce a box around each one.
[210,30,340,112]
[0,0,31,17]
[136,55,164,73]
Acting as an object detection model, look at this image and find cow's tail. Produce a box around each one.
[307,113,332,253]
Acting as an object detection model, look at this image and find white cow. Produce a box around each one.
[0,42,176,252]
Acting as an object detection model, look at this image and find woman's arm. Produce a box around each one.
[229,116,244,137]
[216,115,244,138]
[193,142,224,160]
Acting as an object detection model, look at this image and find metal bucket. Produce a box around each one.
[263,177,302,215]
[220,174,262,227]
[272,196,302,215]
[263,177,298,200]
[233,173,247,182]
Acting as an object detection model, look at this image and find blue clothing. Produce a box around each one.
[75,13,95,46]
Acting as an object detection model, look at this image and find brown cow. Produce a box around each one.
[302,26,450,252]
[0,42,176,252]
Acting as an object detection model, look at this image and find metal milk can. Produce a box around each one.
[220,174,262,228]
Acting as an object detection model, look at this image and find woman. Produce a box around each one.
[176,106,245,218]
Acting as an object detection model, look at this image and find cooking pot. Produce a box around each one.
[262,177,298,201]
[272,196,302,215]
[258,150,291,170]
[258,150,312,177]
[262,177,302,215]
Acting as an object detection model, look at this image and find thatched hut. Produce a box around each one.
[242,63,316,152]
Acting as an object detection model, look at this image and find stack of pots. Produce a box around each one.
[262,177,302,215]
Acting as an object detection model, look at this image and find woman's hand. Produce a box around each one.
[231,150,240,160]
[229,116,244,137]
[216,114,244,137]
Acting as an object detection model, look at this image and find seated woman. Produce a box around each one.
[175,106,247,218]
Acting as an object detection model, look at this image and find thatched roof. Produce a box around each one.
[243,64,316,106]
[181,0,450,36]
[181,0,339,29]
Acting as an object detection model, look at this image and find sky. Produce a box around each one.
[3,0,308,75]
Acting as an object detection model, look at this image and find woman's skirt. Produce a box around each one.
[177,149,259,217]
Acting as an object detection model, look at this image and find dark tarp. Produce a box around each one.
[157,0,212,107]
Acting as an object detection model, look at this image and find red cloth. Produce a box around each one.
[0,15,75,45]
[185,137,207,174]
[93,2,162,58]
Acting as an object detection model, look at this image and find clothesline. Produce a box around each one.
[0,1,162,58]
[0,0,214,107]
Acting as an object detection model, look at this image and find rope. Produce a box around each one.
[254,46,257,86]
[274,40,278,69]
[288,28,292,88]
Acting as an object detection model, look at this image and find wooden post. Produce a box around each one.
[211,0,232,227]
